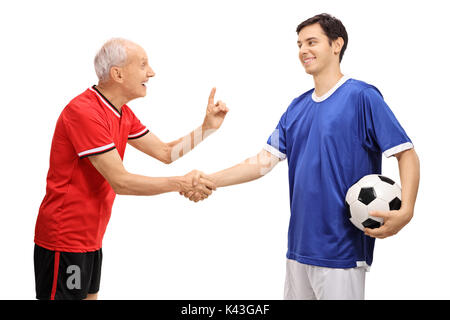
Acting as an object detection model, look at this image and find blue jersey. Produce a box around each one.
[266,76,413,269]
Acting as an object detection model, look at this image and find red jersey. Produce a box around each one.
[35,86,149,252]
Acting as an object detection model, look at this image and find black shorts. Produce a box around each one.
[34,244,103,300]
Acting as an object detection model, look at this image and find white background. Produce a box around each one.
[0,0,449,299]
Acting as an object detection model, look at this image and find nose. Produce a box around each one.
[299,47,309,59]
[147,66,155,77]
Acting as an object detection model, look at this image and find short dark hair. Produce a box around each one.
[296,13,348,62]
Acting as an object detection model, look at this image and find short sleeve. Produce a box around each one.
[127,107,150,140]
[264,111,287,160]
[358,87,413,158]
[63,105,116,158]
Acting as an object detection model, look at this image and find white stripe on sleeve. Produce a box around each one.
[78,142,115,157]
[383,142,414,158]
[263,143,287,160]
[128,128,148,138]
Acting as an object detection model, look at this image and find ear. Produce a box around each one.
[333,37,344,57]
[109,66,124,83]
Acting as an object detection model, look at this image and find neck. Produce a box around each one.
[95,82,129,112]
[312,65,344,97]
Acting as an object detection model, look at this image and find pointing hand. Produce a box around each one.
[202,87,229,131]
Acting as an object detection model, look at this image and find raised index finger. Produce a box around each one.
[208,87,216,105]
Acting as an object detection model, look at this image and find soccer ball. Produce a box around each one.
[345,174,402,231]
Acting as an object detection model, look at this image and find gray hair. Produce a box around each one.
[94,38,131,82]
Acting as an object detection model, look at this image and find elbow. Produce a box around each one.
[110,173,130,195]
[161,145,174,164]
[161,156,173,165]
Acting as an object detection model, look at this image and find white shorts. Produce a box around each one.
[284,259,366,300]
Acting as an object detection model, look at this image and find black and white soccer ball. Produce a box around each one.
[345,174,402,231]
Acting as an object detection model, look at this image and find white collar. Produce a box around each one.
[311,75,350,102]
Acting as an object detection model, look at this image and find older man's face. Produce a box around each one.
[120,43,155,99]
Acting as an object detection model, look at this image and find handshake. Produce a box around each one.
[179,170,216,202]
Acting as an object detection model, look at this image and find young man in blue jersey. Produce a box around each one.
[181,13,420,299]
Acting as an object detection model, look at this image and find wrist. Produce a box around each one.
[170,176,186,192]
[201,121,210,134]
[208,173,221,189]
[201,122,216,138]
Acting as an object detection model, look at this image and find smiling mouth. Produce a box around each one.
[303,57,315,65]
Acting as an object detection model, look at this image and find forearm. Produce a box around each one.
[365,149,420,238]
[114,172,182,196]
[88,149,203,196]
[168,124,216,163]
[210,150,279,188]
[210,164,259,188]
[397,149,420,218]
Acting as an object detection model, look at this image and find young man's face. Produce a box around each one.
[120,44,155,100]
[297,23,340,76]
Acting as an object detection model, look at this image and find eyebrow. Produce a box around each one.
[297,37,319,44]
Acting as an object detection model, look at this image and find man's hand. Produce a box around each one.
[364,208,413,239]
[179,171,217,203]
[202,87,229,132]
[179,170,216,202]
